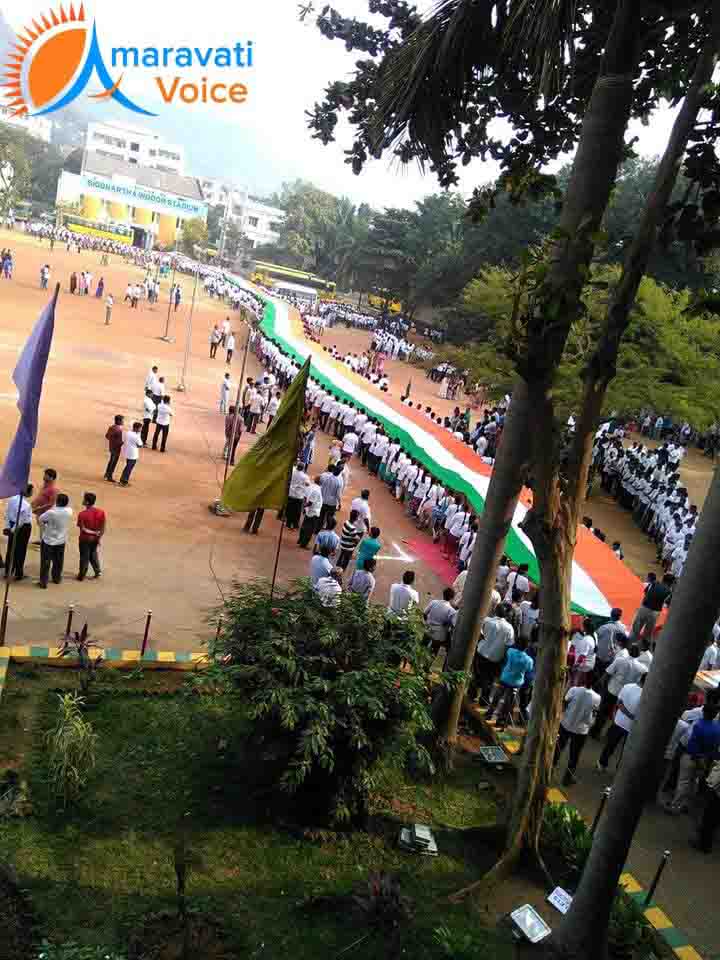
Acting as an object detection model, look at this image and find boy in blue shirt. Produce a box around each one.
[485,636,534,730]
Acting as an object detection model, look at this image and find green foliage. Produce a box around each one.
[607,894,653,960]
[57,623,103,694]
[541,803,594,877]
[0,125,31,218]
[180,217,208,255]
[442,261,720,425]
[222,220,244,260]
[206,202,225,246]
[433,924,492,959]
[541,803,653,959]
[45,693,98,810]
[36,942,126,960]
[205,578,448,825]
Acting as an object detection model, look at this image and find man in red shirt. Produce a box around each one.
[31,468,58,544]
[104,415,124,482]
[76,492,106,581]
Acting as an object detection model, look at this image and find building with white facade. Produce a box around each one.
[85,122,184,175]
[199,177,284,249]
[0,106,52,143]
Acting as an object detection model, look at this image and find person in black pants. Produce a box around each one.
[38,493,72,588]
[3,483,33,580]
[105,414,124,482]
[243,508,264,535]
[694,770,720,853]
[152,396,173,453]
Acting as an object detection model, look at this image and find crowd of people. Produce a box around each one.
[593,430,696,580]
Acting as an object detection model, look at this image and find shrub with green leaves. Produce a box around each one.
[205,579,454,825]
[36,941,126,960]
[45,693,98,810]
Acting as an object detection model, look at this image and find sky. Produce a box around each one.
[0,0,680,209]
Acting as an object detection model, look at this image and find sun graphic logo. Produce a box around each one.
[2,4,155,118]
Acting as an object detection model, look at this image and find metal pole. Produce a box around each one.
[269,519,287,604]
[222,324,252,489]
[0,492,24,647]
[162,261,176,341]
[141,610,152,657]
[644,851,671,907]
[65,603,75,637]
[178,266,199,392]
[590,787,612,835]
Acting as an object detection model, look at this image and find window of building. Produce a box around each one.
[247,216,259,228]
[128,157,137,165]
[130,142,139,152]
[149,149,156,157]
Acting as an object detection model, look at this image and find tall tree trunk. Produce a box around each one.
[554,465,720,960]
[551,20,720,959]
[434,378,530,751]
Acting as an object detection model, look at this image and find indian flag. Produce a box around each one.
[233,283,644,619]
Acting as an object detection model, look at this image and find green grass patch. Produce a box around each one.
[0,666,510,958]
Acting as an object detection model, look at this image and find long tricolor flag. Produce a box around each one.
[0,287,57,498]
[221,356,311,512]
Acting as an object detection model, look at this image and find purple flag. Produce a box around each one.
[0,288,57,499]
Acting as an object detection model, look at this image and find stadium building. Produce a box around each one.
[55,150,207,249]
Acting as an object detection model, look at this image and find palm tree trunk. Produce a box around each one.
[553,464,720,959]
[434,378,530,753]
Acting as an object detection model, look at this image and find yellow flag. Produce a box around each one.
[221,357,311,512]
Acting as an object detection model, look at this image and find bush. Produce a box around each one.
[36,942,126,960]
[541,804,652,959]
[203,579,448,825]
[45,693,98,809]
[541,802,594,878]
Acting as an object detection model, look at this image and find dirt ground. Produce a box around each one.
[0,230,446,653]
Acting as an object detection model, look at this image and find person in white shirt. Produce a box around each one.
[152,396,173,452]
[4,482,34,580]
[569,619,597,686]
[554,686,601,785]
[388,570,419,615]
[424,587,458,652]
[141,390,156,445]
[474,604,515,702]
[350,491,371,534]
[247,388,263,433]
[504,564,530,602]
[266,393,281,427]
[225,332,236,364]
[298,476,323,548]
[316,569,343,606]
[286,464,309,530]
[700,638,719,671]
[349,558,376,603]
[38,493,73,588]
[590,636,644,738]
[342,430,359,457]
[597,675,647,771]
[119,421,144,487]
[219,374,232,414]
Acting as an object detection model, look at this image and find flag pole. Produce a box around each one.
[0,491,23,646]
[269,361,310,601]
[222,317,252,489]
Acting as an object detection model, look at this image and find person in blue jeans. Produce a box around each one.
[485,636,534,730]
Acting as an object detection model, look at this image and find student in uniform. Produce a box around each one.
[119,422,144,487]
[152,396,173,452]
